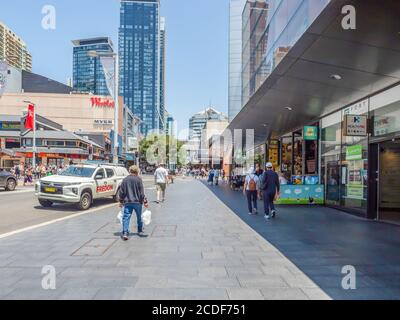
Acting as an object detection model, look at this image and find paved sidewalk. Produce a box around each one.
[0,178,330,300]
[204,181,400,300]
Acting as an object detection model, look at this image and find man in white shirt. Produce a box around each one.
[154,163,169,203]
[243,167,260,215]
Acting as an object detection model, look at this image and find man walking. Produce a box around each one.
[260,163,280,220]
[154,163,168,203]
[243,167,260,215]
[119,165,148,241]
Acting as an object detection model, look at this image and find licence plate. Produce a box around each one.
[45,187,56,193]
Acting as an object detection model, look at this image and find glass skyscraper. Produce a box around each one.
[159,16,166,132]
[119,0,160,136]
[228,0,247,122]
[72,37,114,96]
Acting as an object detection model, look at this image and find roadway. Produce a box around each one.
[0,175,156,235]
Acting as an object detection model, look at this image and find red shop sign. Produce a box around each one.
[91,97,115,109]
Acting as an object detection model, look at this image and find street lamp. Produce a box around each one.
[87,50,120,164]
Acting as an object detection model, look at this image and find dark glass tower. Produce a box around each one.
[72,37,114,96]
[119,0,160,136]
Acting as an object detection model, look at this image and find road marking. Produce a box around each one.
[0,189,35,196]
[0,203,118,240]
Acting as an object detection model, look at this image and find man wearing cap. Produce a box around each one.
[260,163,280,220]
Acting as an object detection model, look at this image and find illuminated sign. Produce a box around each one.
[91,97,115,108]
[303,126,318,141]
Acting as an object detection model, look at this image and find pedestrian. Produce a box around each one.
[119,165,149,241]
[255,163,264,200]
[243,167,260,215]
[24,166,33,186]
[260,162,280,220]
[15,165,20,180]
[154,163,168,204]
[208,169,215,185]
[214,169,220,186]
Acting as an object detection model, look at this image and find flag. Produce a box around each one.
[0,61,8,97]
[100,56,115,99]
[25,104,35,130]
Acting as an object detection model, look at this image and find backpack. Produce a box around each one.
[248,175,257,191]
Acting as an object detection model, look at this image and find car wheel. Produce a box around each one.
[5,179,16,191]
[77,191,92,210]
[39,199,53,207]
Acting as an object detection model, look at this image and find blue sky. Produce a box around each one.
[1,0,229,132]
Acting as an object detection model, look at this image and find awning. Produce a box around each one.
[228,0,400,145]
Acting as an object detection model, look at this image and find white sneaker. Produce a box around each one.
[248,212,253,215]
[264,214,271,220]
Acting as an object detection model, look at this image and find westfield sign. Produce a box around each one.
[91,97,115,108]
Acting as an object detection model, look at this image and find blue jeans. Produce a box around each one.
[122,203,143,235]
[263,191,276,215]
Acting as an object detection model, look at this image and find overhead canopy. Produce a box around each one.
[228,0,400,144]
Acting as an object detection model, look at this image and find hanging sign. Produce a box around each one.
[344,115,368,136]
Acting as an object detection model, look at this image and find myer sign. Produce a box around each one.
[94,119,113,125]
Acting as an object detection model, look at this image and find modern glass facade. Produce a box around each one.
[72,37,114,96]
[119,0,160,136]
[159,17,166,132]
[242,0,330,106]
[228,0,247,122]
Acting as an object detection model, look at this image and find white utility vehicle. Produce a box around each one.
[35,164,129,210]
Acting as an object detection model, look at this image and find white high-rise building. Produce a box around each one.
[228,0,246,122]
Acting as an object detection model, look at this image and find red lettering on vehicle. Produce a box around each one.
[96,185,113,193]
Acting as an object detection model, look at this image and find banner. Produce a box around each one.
[0,61,8,97]
[21,104,35,136]
[100,56,115,98]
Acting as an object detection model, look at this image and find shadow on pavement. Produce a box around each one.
[33,198,116,212]
[202,181,400,300]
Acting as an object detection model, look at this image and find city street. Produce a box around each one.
[0,176,155,235]
[0,178,331,300]
[0,176,399,300]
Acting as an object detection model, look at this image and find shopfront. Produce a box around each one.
[267,123,323,205]
[319,84,400,222]
[367,85,400,224]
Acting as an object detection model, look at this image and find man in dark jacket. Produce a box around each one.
[119,165,148,241]
[260,162,280,220]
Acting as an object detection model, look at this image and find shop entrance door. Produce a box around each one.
[375,140,400,224]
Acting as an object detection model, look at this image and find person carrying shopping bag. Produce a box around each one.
[119,165,149,241]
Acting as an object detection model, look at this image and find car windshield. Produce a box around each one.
[59,166,95,178]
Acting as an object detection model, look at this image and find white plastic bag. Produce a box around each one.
[141,209,152,226]
[117,208,123,225]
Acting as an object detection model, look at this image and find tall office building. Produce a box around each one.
[119,0,160,136]
[189,107,228,141]
[242,0,269,107]
[159,17,166,132]
[228,0,246,122]
[165,112,176,138]
[0,21,32,72]
[72,37,114,96]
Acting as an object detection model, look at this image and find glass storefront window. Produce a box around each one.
[321,112,342,206]
[371,100,400,137]
[293,131,303,176]
[341,102,369,214]
[280,136,292,181]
